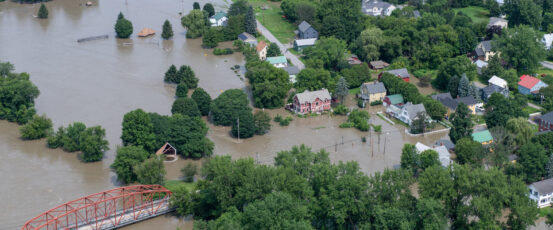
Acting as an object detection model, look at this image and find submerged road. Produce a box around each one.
[256,20,305,70]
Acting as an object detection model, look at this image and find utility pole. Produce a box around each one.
[370,131,373,157]
[237,117,240,141]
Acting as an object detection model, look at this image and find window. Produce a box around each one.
[542,199,547,204]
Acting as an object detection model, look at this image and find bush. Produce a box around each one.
[274,114,283,122]
[347,109,370,132]
[370,100,383,106]
[47,122,110,162]
[357,98,364,108]
[20,114,53,140]
[333,104,349,115]
[279,116,293,126]
[339,122,354,128]
[191,88,212,116]
[175,82,189,98]
[181,163,197,182]
[115,17,133,39]
[213,48,234,55]
[111,146,150,184]
[171,98,201,117]
[134,157,166,185]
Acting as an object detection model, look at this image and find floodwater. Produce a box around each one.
[0,0,448,229]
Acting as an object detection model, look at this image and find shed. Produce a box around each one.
[293,38,317,51]
[472,130,493,145]
[138,28,156,37]
[369,60,389,69]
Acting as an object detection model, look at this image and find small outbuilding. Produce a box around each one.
[138,28,156,37]
[369,60,389,70]
[156,142,177,161]
[238,32,258,47]
[472,130,493,145]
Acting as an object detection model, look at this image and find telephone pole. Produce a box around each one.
[237,117,240,141]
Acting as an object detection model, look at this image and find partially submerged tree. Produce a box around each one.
[161,20,174,40]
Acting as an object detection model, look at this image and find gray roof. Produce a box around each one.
[531,178,553,195]
[384,68,409,78]
[361,82,386,94]
[539,111,553,124]
[482,84,508,98]
[431,93,453,101]
[435,139,455,150]
[295,89,331,104]
[433,94,478,110]
[404,102,426,120]
[298,21,312,33]
[294,38,317,46]
[456,96,478,106]
[481,40,493,51]
[238,32,256,42]
[283,66,300,75]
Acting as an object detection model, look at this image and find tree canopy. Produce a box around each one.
[211,89,252,126]
[494,25,546,73]
[191,88,212,116]
[114,13,133,39]
[181,10,207,38]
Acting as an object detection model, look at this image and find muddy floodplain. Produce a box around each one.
[0,0,451,229]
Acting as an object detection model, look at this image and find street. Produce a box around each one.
[256,20,305,70]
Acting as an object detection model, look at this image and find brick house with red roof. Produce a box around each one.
[518,75,548,95]
[292,89,331,114]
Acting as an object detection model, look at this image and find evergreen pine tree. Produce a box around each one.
[458,74,470,97]
[193,2,201,10]
[38,3,48,19]
[244,6,257,35]
[448,75,460,98]
[175,82,189,98]
[161,20,174,40]
[118,12,125,20]
[335,77,349,104]
[469,83,479,99]
[267,43,281,57]
[203,3,215,17]
[164,65,178,83]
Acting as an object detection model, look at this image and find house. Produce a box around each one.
[210,11,228,27]
[379,68,410,82]
[535,111,553,132]
[256,41,267,61]
[266,56,288,68]
[481,84,509,102]
[415,142,452,167]
[383,94,404,107]
[487,17,508,29]
[474,40,495,61]
[397,102,427,126]
[529,178,553,208]
[542,33,553,50]
[475,60,488,75]
[155,142,177,161]
[348,54,363,65]
[362,0,396,16]
[293,38,316,52]
[369,60,389,69]
[488,75,508,89]
[472,130,493,145]
[296,21,318,39]
[292,89,331,114]
[432,93,480,115]
[359,82,386,103]
[435,139,455,152]
[283,66,300,84]
[518,75,548,95]
[238,32,257,47]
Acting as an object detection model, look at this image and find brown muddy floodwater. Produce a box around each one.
[0,0,452,229]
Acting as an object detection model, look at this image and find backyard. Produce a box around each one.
[453,6,490,24]
[245,0,296,44]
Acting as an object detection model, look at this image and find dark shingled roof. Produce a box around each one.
[384,68,409,79]
[531,178,553,195]
[283,66,300,75]
[361,82,386,94]
[435,139,455,150]
[433,94,478,110]
[298,21,312,33]
[539,111,553,124]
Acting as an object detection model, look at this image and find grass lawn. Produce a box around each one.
[349,87,360,95]
[540,206,553,217]
[453,6,490,24]
[244,0,296,44]
[537,66,553,76]
[523,106,540,115]
[288,48,301,56]
[164,180,197,192]
[471,115,486,125]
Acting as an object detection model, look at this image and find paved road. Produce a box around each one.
[528,102,543,110]
[541,61,553,70]
[256,20,305,70]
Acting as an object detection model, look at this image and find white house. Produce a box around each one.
[529,178,553,208]
[415,142,452,168]
[488,75,508,89]
[398,102,427,126]
[543,33,553,50]
[362,0,396,16]
[266,56,288,68]
[283,66,300,84]
[209,11,228,27]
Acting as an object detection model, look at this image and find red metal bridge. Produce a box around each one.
[22,185,173,230]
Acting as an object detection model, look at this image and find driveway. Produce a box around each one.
[541,61,553,70]
[256,20,305,70]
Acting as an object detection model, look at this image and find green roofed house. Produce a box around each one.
[266,56,288,68]
[472,130,493,145]
[209,11,228,27]
[383,94,404,107]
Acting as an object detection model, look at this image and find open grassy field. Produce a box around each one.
[164,180,196,192]
[239,0,296,44]
[453,6,490,24]
[537,66,553,76]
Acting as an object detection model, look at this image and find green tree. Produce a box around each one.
[37,3,48,19]
[244,6,256,35]
[485,93,528,128]
[170,185,193,216]
[295,2,317,25]
[228,0,249,16]
[457,27,477,54]
[351,27,385,61]
[191,88,212,116]
[161,20,174,40]
[203,3,215,17]
[164,65,178,83]
[295,68,333,92]
[423,98,447,120]
[503,0,543,29]
[58,122,87,152]
[202,27,223,48]
[0,71,39,124]
[506,117,534,148]
[449,103,473,143]
[495,26,546,73]
[420,149,440,170]
[318,0,362,42]
[181,10,207,38]
[231,110,255,138]
[546,153,553,179]
[400,144,419,174]
[455,138,485,165]
[121,109,156,152]
[172,97,201,117]
[245,61,291,108]
[457,74,470,97]
[434,56,477,90]
[134,157,166,185]
[480,55,504,81]
[0,62,14,76]
[20,114,52,140]
[193,2,201,10]
[410,112,428,134]
[241,192,311,229]
[334,77,349,104]
[175,82,189,98]
[416,198,448,230]
[447,75,460,98]
[518,143,549,183]
[111,146,150,184]
[181,162,197,182]
[211,89,252,126]
[253,111,271,135]
[267,43,281,57]
[115,16,133,39]
[178,65,199,88]
[304,37,348,70]
[79,126,110,162]
[339,63,372,88]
